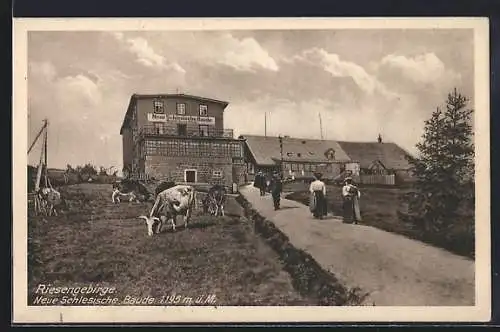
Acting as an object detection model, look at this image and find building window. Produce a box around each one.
[177,124,187,136]
[247,163,255,174]
[176,103,186,115]
[199,104,208,116]
[154,123,164,135]
[212,170,223,178]
[184,169,197,183]
[199,125,209,137]
[153,99,164,114]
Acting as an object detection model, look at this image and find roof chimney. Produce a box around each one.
[377,134,382,144]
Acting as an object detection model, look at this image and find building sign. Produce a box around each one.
[167,114,215,126]
[147,113,167,122]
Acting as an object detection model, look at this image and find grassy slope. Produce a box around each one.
[28,183,316,306]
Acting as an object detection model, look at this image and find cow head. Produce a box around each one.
[138,215,161,236]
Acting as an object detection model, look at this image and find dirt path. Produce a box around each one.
[240,185,475,306]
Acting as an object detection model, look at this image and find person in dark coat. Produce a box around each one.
[309,172,327,219]
[253,171,265,196]
[270,171,283,210]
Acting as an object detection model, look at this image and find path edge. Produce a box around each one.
[235,193,371,306]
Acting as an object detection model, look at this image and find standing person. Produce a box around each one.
[342,177,362,224]
[253,171,264,196]
[270,171,283,210]
[309,172,327,219]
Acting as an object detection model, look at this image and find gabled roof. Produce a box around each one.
[120,93,229,134]
[336,141,412,170]
[240,135,351,166]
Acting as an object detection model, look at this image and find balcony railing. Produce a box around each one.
[138,124,234,139]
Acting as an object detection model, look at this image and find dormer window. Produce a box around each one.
[153,100,164,114]
[199,104,208,116]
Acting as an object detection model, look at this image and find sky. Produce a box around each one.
[27,29,474,170]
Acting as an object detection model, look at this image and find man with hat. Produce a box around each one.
[269,171,283,210]
[342,176,362,224]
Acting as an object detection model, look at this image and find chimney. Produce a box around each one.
[377,134,382,144]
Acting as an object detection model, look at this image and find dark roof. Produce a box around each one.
[133,93,229,106]
[240,135,351,166]
[120,93,229,134]
[336,141,412,170]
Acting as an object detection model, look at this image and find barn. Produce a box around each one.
[120,93,246,190]
[336,138,414,184]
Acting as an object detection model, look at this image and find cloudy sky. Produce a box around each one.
[27,29,474,170]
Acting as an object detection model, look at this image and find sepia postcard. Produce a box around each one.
[13,17,490,324]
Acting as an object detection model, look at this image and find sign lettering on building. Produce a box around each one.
[147,113,216,125]
[167,114,216,126]
[147,113,167,122]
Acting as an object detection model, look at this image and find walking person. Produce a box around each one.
[309,172,328,219]
[270,171,283,210]
[342,177,362,224]
[254,171,265,196]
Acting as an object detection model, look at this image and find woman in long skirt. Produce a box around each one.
[309,172,327,219]
[341,177,362,224]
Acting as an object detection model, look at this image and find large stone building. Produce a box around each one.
[120,93,246,189]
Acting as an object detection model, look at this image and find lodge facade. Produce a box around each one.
[120,93,246,189]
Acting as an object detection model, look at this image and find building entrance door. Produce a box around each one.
[185,170,196,183]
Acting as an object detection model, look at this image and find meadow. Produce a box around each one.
[28,183,320,306]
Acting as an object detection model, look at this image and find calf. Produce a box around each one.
[202,184,227,217]
[112,179,152,203]
[138,185,197,236]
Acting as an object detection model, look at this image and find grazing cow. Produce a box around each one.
[36,187,63,216]
[202,184,227,217]
[154,180,176,197]
[111,179,152,203]
[138,185,197,236]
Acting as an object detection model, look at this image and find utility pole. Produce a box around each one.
[278,135,283,180]
[319,112,324,140]
[264,112,267,137]
[43,119,48,187]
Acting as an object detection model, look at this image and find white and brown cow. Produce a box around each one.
[138,184,197,236]
[36,187,63,216]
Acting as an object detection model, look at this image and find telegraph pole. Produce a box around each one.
[278,135,283,180]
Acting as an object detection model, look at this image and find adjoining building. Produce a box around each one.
[120,93,246,189]
[239,135,359,181]
[336,139,414,183]
[240,134,414,185]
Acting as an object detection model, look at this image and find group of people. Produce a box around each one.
[254,170,362,223]
[253,170,283,210]
[309,173,362,223]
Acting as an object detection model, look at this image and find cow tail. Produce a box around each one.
[193,190,197,210]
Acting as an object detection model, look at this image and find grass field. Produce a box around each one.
[28,183,320,306]
[284,182,474,259]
